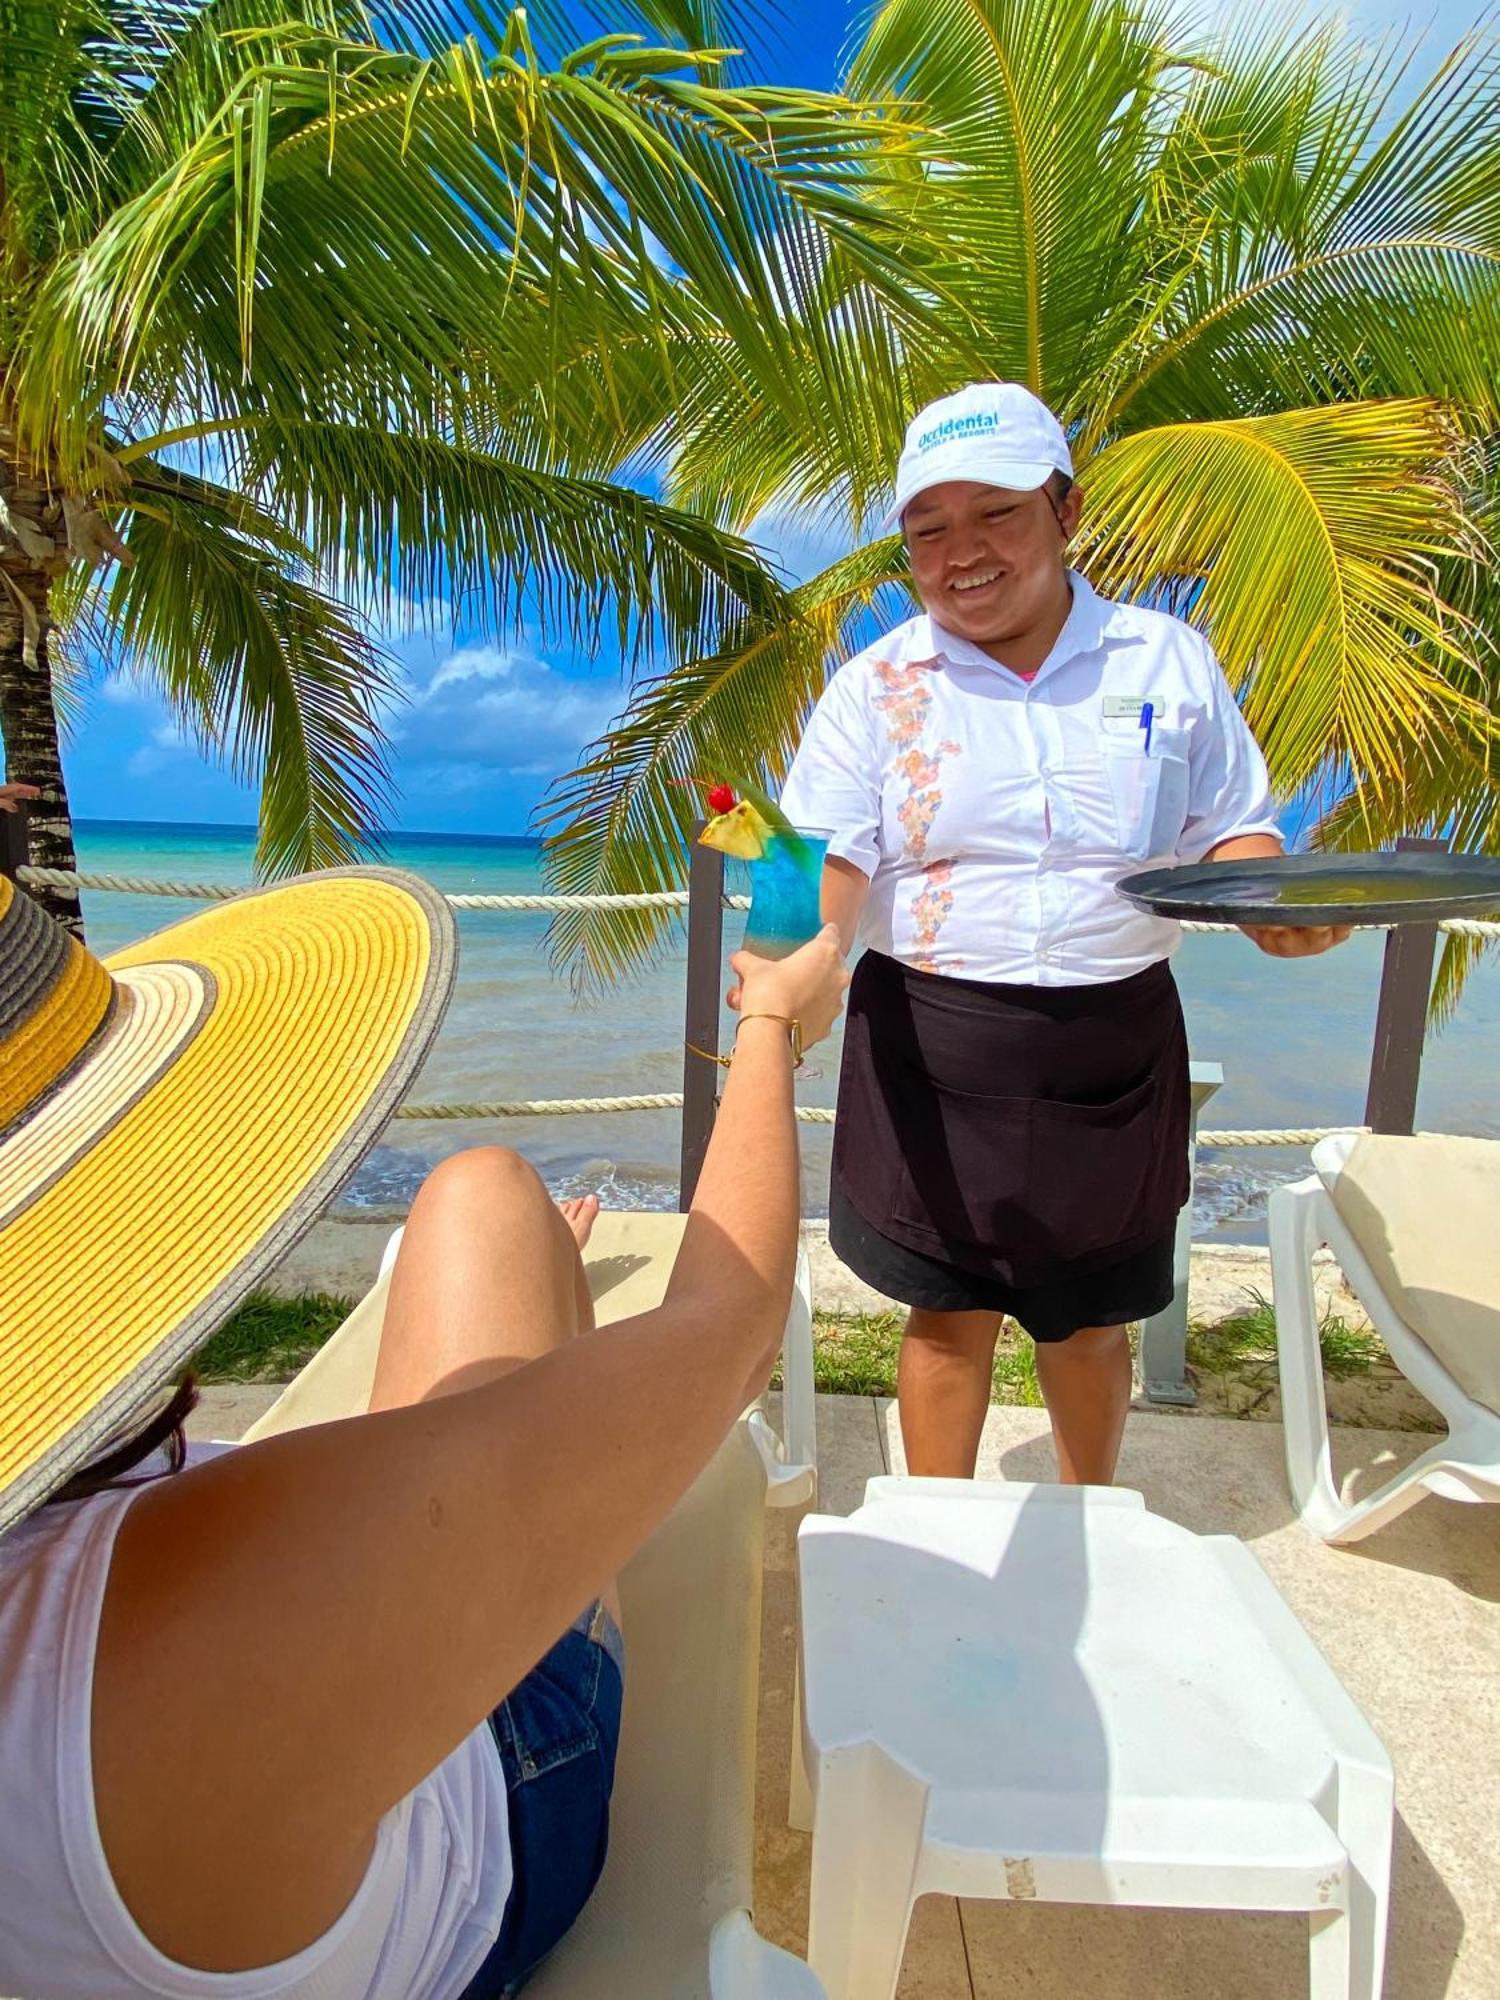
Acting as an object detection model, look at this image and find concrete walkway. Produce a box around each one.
[193,1387,1498,1998]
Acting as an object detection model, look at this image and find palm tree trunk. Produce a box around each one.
[0,460,83,936]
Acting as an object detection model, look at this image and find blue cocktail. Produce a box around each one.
[743,826,831,961]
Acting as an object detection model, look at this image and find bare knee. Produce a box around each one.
[416,1146,547,1219]
[905,1308,1002,1356]
[1049,1322,1129,1361]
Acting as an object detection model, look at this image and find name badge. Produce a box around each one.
[1102,696,1147,720]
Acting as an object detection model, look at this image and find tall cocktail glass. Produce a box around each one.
[742,826,830,961]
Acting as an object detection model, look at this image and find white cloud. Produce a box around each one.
[126,722,189,780]
[748,498,860,587]
[360,587,452,645]
[427,644,522,695]
[391,641,624,793]
[100,627,620,810]
[98,671,152,707]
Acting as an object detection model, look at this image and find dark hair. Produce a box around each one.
[46,1374,199,1506]
[1047,470,1074,504]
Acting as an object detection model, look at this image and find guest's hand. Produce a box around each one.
[1240,923,1353,958]
[0,783,41,815]
[727,924,849,1050]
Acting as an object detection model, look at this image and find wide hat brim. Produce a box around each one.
[0,868,456,1533]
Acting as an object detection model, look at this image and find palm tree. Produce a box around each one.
[542,0,1500,993]
[0,0,918,931]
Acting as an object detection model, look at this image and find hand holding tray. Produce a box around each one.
[1118,853,1500,927]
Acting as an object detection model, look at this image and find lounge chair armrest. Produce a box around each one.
[779,1243,817,1477]
[709,1911,827,1998]
[377,1225,406,1280]
[748,1410,817,1508]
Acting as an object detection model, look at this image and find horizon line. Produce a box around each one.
[75,815,541,844]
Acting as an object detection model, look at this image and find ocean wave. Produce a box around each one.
[343,1139,1300,1236]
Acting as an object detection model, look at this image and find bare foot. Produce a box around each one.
[557,1194,600,1254]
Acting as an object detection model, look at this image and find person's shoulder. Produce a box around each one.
[1096,593,1218,677]
[825,617,930,694]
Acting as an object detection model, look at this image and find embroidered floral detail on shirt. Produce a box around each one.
[912,860,961,975]
[871,659,964,963]
[871,658,931,750]
[872,659,961,866]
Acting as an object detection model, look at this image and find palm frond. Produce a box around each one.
[663,298,938,530]
[1073,402,1485,801]
[385,0,777,60]
[240,416,794,667]
[0,0,120,268]
[1097,20,1500,432]
[537,535,908,984]
[1314,440,1500,1022]
[82,465,396,873]
[12,16,922,486]
[850,0,1182,408]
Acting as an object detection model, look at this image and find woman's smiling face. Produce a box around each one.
[903,477,1081,655]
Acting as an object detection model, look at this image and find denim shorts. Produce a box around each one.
[459,1602,625,1998]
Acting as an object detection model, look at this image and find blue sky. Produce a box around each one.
[60,0,1481,836]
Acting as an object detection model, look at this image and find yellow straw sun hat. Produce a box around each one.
[0,866,456,1534]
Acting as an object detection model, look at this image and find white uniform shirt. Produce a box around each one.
[780,573,1281,986]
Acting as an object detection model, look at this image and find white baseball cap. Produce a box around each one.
[889,382,1073,524]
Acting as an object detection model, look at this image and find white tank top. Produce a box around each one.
[0,1448,511,1999]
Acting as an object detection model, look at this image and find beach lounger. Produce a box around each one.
[242,1211,824,1998]
[796,1479,1393,2000]
[1269,1133,1500,1543]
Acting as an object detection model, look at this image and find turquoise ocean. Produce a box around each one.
[72,819,1500,1242]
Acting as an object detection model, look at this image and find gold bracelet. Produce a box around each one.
[687,1012,803,1070]
[737,1012,805,1066]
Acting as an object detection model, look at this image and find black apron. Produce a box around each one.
[831,951,1190,1289]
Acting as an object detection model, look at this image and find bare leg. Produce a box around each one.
[897,1307,1002,1477]
[1032,1323,1132,1485]
[368,1148,618,1622]
[371,1150,597,1408]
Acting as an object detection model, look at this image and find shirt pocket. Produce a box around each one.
[1100,725,1191,862]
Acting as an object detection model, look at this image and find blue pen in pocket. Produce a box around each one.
[1139,701,1154,756]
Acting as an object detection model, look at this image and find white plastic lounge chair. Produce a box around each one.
[1269,1132,1500,1543]
[243,1211,824,1998]
[796,1478,1393,2000]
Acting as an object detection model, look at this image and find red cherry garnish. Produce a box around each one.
[706,783,737,815]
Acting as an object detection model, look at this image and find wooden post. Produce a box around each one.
[1364,836,1447,1136]
[679,826,725,1209]
[0,802,29,882]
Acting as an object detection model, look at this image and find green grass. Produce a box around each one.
[782,1290,1384,1405]
[193,1286,1383,1403]
[1186,1288,1384,1381]
[193,1290,356,1382]
[771,1310,1043,1406]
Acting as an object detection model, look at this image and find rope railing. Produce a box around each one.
[15,868,1500,940]
[20,867,242,901]
[16,865,1493,1153]
[16,867,700,912]
[395,1093,1352,1146]
[397,1092,685,1119]
[1192,1125,1367,1148]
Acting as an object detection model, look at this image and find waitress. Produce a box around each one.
[781,382,1349,1486]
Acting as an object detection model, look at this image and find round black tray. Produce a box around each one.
[1118,853,1500,927]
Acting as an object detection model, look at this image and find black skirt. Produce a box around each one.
[831,952,1190,1328]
